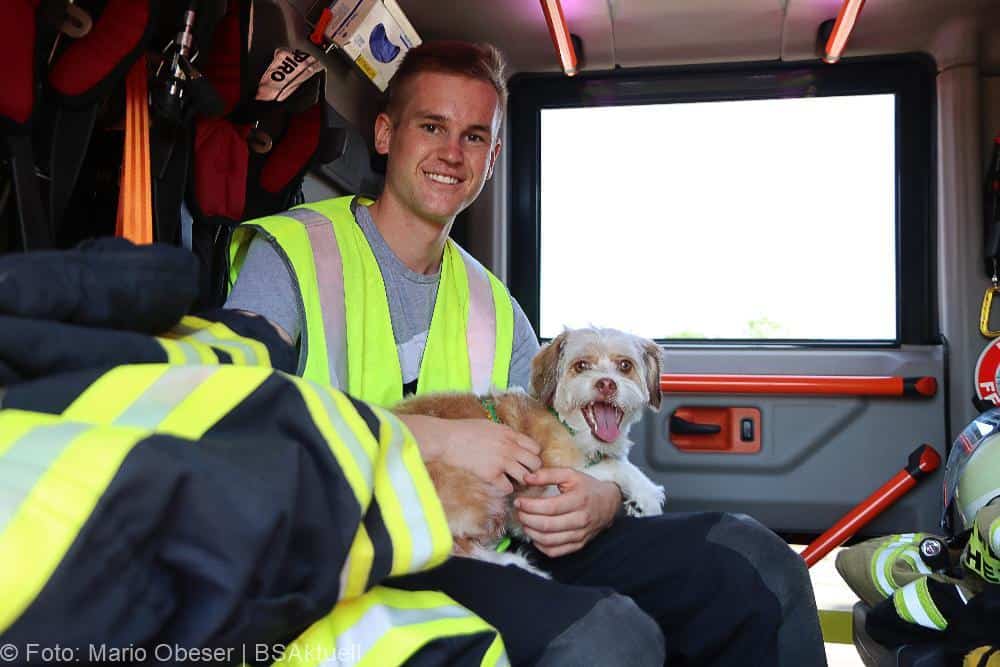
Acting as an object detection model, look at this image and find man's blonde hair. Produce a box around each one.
[385,41,508,120]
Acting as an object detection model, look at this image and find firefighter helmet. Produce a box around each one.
[943,408,1000,532]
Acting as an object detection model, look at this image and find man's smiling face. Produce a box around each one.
[375,71,503,226]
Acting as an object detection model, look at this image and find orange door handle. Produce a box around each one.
[669,407,760,454]
[670,415,722,435]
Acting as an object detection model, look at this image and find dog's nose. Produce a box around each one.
[595,377,617,398]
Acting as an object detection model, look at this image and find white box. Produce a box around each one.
[324,0,421,91]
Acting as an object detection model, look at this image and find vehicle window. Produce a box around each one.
[509,58,936,345]
[538,95,897,341]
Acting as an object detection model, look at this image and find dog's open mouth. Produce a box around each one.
[581,401,624,443]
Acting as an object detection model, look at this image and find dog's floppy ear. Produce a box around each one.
[531,331,568,407]
[641,339,664,410]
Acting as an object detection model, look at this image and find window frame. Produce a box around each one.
[507,55,937,346]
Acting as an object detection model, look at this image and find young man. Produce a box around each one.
[226,41,826,666]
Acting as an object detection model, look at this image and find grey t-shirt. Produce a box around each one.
[225,203,540,390]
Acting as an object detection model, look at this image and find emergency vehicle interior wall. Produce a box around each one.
[300,0,1000,538]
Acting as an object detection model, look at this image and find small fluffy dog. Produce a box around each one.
[393,327,666,574]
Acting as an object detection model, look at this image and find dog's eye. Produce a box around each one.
[618,359,633,373]
[573,360,590,373]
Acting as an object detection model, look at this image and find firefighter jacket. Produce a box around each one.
[0,241,508,665]
[228,195,515,406]
[835,503,1000,661]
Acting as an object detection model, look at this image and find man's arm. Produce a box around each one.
[507,297,540,390]
[225,236,302,346]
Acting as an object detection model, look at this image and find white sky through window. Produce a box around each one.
[538,94,897,341]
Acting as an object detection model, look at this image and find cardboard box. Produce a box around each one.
[323,0,421,91]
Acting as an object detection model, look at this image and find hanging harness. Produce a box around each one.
[0,0,346,312]
[1,0,60,251]
[185,0,345,308]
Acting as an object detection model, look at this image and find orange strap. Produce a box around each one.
[115,55,153,244]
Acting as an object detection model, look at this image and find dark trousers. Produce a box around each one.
[390,512,827,666]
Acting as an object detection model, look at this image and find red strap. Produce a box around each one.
[199,1,245,115]
[309,8,333,46]
[259,104,321,194]
[49,0,150,97]
[115,56,153,244]
[0,0,38,125]
[193,118,250,220]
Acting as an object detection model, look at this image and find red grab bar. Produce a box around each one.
[800,444,941,567]
[660,375,937,398]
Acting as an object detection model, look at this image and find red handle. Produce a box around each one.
[309,8,333,46]
[800,444,941,567]
[660,374,937,398]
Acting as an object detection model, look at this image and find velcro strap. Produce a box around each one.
[1,0,38,126]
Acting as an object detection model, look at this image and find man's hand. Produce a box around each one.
[515,468,622,557]
[397,415,542,495]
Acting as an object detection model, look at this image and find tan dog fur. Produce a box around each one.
[393,390,579,558]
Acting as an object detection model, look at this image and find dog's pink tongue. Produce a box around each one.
[592,403,621,443]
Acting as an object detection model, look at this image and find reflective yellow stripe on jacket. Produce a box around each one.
[288,376,452,588]
[891,578,950,631]
[229,195,515,405]
[0,411,147,635]
[1,366,502,664]
[276,587,509,667]
[61,364,273,439]
[869,533,930,599]
[58,365,451,576]
[155,315,272,367]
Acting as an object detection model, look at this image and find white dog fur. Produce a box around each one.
[530,327,666,517]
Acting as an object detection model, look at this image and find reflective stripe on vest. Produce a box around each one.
[0,411,146,635]
[229,196,514,406]
[279,586,508,666]
[279,207,349,388]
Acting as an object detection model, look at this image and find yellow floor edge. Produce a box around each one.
[820,609,854,644]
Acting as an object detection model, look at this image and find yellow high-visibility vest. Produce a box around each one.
[229,196,514,406]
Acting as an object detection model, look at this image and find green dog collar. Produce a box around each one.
[479,395,501,424]
[585,450,608,468]
[547,406,577,436]
[495,536,512,553]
